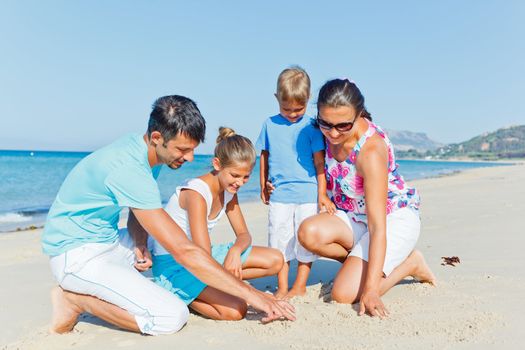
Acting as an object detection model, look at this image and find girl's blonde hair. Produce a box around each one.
[214,127,256,168]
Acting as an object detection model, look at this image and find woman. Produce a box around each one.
[298,79,435,317]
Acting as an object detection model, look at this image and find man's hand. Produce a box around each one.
[223,248,243,280]
[134,244,153,272]
[358,288,389,319]
[247,289,296,323]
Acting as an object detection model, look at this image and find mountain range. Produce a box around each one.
[388,125,525,160]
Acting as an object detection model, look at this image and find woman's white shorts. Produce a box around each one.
[334,207,420,276]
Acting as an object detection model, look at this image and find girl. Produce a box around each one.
[298,79,435,318]
[151,127,284,321]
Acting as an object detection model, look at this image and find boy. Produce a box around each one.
[256,67,335,298]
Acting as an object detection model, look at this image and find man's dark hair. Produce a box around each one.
[148,95,206,143]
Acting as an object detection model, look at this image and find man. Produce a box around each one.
[42,95,295,335]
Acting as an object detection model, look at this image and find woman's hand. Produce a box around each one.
[358,288,389,318]
[223,247,243,280]
[318,194,336,214]
[133,244,153,272]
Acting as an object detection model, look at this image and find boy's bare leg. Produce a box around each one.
[286,261,312,298]
[50,286,140,334]
[274,261,290,299]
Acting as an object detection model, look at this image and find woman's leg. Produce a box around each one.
[190,286,247,321]
[298,213,354,262]
[241,246,284,280]
[331,250,436,304]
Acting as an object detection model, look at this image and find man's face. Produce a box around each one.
[155,133,199,169]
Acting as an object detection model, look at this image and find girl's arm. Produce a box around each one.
[180,189,212,254]
[313,150,336,214]
[224,195,252,279]
[356,137,389,318]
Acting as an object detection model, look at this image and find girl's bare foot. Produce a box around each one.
[410,250,437,286]
[274,289,288,300]
[285,286,307,299]
[50,286,82,334]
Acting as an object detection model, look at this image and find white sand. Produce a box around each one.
[1,162,524,349]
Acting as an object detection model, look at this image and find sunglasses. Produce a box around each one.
[316,113,359,132]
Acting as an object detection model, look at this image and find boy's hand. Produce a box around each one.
[318,194,336,215]
[260,181,275,205]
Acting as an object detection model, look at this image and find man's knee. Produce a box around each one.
[142,302,190,335]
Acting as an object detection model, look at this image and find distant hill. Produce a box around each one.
[385,129,443,152]
[435,125,525,159]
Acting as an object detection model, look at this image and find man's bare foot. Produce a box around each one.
[274,289,288,300]
[285,287,307,299]
[410,250,437,286]
[50,286,81,334]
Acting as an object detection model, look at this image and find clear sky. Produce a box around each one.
[1,0,524,154]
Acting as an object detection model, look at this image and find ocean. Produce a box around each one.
[0,150,506,232]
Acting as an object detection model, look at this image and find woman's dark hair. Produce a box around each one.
[317,79,372,121]
[148,95,206,143]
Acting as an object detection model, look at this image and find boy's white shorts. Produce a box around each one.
[334,207,420,276]
[49,229,189,335]
[268,201,318,263]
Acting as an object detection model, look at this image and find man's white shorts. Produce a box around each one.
[49,229,189,335]
[268,201,318,263]
[334,207,420,276]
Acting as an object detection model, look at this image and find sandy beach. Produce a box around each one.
[1,162,524,350]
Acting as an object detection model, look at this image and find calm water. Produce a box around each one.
[0,150,506,232]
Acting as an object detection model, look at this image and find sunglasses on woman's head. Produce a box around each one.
[316,113,359,132]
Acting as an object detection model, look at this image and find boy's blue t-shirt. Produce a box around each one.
[256,115,325,204]
[42,133,163,256]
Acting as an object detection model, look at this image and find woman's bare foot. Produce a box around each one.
[50,286,82,334]
[274,289,288,300]
[409,250,437,286]
[285,286,307,299]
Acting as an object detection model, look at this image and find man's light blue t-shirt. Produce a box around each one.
[42,133,162,256]
[256,115,325,204]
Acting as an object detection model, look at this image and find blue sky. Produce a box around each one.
[1,0,523,154]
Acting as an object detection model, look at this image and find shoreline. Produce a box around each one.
[1,161,524,349]
[0,161,518,233]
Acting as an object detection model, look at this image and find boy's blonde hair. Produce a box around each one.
[215,127,256,168]
[276,66,310,104]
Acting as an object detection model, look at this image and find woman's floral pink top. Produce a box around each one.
[325,120,420,224]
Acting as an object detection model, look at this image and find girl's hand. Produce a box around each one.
[223,248,243,280]
[318,194,336,215]
[358,288,389,319]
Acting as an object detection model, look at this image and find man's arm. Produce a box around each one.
[127,210,152,271]
[131,207,296,322]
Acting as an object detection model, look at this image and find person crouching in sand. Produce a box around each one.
[150,127,285,320]
[298,78,436,318]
